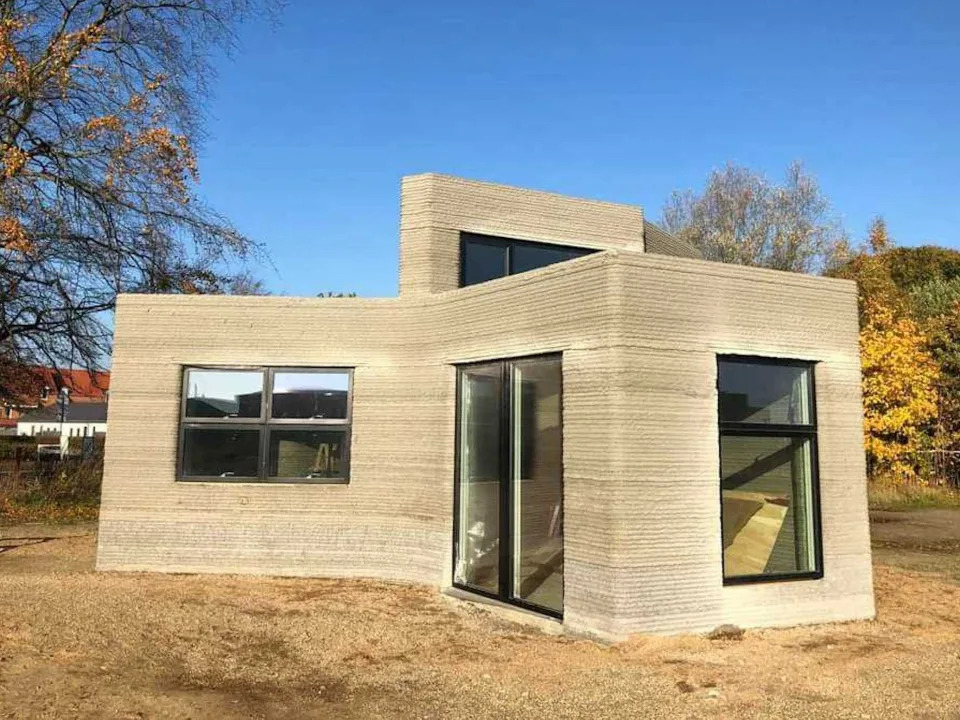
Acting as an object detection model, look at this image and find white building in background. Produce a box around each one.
[17,402,108,454]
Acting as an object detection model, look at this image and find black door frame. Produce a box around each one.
[452,353,564,619]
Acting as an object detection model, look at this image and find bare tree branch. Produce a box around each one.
[0,0,273,378]
[661,161,848,274]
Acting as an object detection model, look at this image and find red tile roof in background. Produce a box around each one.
[5,367,110,406]
[34,367,110,399]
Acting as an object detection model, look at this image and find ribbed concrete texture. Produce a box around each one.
[98,174,874,640]
[643,220,702,259]
[399,173,647,296]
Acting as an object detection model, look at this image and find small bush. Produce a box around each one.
[0,435,36,459]
[0,455,102,523]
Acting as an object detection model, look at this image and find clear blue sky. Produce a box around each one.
[197,0,960,297]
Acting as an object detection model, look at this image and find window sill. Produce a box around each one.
[176,477,350,485]
[723,571,823,586]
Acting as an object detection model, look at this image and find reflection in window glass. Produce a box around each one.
[718,360,811,425]
[462,239,508,286]
[720,435,816,578]
[511,243,592,274]
[271,371,350,419]
[269,429,346,479]
[182,427,260,478]
[512,356,563,613]
[179,366,354,484]
[456,363,502,594]
[185,370,263,418]
[460,233,596,288]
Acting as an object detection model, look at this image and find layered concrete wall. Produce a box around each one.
[643,220,702,259]
[399,174,644,296]
[98,255,625,628]
[98,296,454,583]
[98,174,873,639]
[602,253,873,636]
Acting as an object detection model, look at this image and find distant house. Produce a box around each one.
[2,367,110,424]
[17,402,108,454]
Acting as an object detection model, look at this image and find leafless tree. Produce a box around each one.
[0,0,271,378]
[661,161,849,274]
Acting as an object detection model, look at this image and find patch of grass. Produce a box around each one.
[868,481,960,511]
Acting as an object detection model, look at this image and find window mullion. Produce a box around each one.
[179,366,353,484]
[261,368,270,480]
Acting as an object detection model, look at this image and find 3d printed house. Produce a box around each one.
[97,174,875,639]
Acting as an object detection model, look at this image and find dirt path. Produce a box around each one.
[871,509,960,582]
[0,519,958,719]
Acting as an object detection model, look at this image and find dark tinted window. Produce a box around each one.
[182,427,260,478]
[512,243,592,274]
[269,428,347,479]
[462,239,507,286]
[719,359,813,425]
[460,233,595,287]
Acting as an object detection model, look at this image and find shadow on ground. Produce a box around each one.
[0,514,958,719]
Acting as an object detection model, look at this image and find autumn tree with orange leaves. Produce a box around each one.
[832,218,960,485]
[0,0,267,378]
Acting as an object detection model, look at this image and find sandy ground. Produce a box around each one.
[1,516,959,719]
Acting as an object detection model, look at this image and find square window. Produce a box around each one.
[181,427,261,479]
[184,369,264,419]
[461,237,508,286]
[271,371,350,420]
[268,428,348,480]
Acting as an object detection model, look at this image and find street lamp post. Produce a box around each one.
[58,387,70,457]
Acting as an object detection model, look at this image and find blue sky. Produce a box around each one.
[198,0,960,297]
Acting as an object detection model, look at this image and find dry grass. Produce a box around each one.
[0,456,101,523]
[868,480,960,511]
[1,518,959,719]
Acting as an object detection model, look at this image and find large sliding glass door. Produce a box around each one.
[454,355,563,617]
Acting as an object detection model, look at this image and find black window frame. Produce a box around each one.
[452,352,565,620]
[177,366,353,484]
[717,355,824,586]
[458,232,596,287]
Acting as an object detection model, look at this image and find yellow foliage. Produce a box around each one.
[2,145,27,177]
[84,115,124,135]
[861,300,939,482]
[0,215,30,253]
[0,17,29,84]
